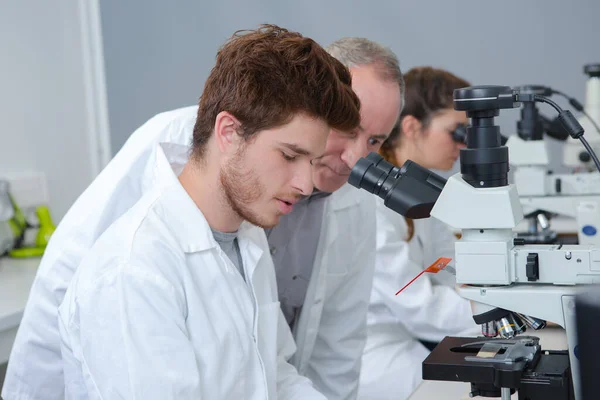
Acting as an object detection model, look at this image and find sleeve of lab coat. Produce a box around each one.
[374,205,479,342]
[71,264,203,399]
[304,201,377,400]
[430,217,458,263]
[422,217,459,288]
[276,308,328,400]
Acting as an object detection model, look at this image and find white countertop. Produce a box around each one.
[0,257,40,332]
[409,327,569,400]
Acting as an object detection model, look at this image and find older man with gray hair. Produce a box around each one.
[266,37,404,399]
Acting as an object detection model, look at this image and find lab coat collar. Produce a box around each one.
[150,142,216,253]
[150,142,264,256]
[236,226,266,279]
[330,183,362,211]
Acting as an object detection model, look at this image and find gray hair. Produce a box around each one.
[326,37,405,108]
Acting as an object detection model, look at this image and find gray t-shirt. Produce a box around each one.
[265,190,331,329]
[211,228,244,281]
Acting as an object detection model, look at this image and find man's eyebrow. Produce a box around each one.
[278,142,312,157]
[343,125,363,138]
[372,134,389,140]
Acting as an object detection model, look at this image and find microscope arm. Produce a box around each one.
[459,284,576,329]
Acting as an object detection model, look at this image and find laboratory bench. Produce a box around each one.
[0,257,40,365]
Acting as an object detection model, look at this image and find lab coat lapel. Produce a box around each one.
[291,184,363,373]
[237,224,265,286]
[291,197,337,373]
[237,225,279,399]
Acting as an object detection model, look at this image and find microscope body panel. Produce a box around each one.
[459,285,574,328]
[431,174,523,230]
[507,135,549,167]
[455,237,513,285]
[545,173,600,195]
[454,242,600,286]
[575,200,600,244]
[512,244,600,285]
[514,167,548,196]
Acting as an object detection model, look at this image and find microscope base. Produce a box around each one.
[422,336,574,399]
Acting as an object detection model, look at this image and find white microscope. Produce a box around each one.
[563,64,600,170]
[349,86,600,400]
[505,84,600,246]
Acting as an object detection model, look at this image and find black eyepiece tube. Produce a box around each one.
[348,152,446,219]
[453,85,518,188]
[347,157,387,194]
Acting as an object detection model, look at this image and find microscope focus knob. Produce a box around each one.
[584,63,600,78]
[579,151,591,163]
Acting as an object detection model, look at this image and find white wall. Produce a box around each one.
[100,0,600,175]
[2,0,597,220]
[0,1,109,220]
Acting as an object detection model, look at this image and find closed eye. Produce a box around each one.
[282,151,297,161]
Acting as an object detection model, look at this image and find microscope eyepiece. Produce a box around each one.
[451,124,467,144]
[347,156,387,195]
[584,63,600,78]
[348,153,446,219]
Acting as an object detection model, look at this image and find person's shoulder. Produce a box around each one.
[74,187,183,290]
[123,106,198,150]
[323,185,377,242]
[146,106,198,127]
[375,196,409,234]
[329,183,375,212]
[126,185,193,267]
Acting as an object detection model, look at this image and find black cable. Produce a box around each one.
[551,89,584,111]
[579,135,600,172]
[534,95,563,114]
[534,94,600,173]
[551,89,600,136]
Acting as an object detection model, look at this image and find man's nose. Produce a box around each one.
[340,140,367,170]
[294,161,314,196]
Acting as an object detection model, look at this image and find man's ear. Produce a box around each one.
[400,115,422,140]
[214,111,242,154]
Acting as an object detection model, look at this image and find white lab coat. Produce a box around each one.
[58,143,323,399]
[357,198,479,400]
[4,106,375,400]
[291,183,376,400]
[3,107,324,400]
